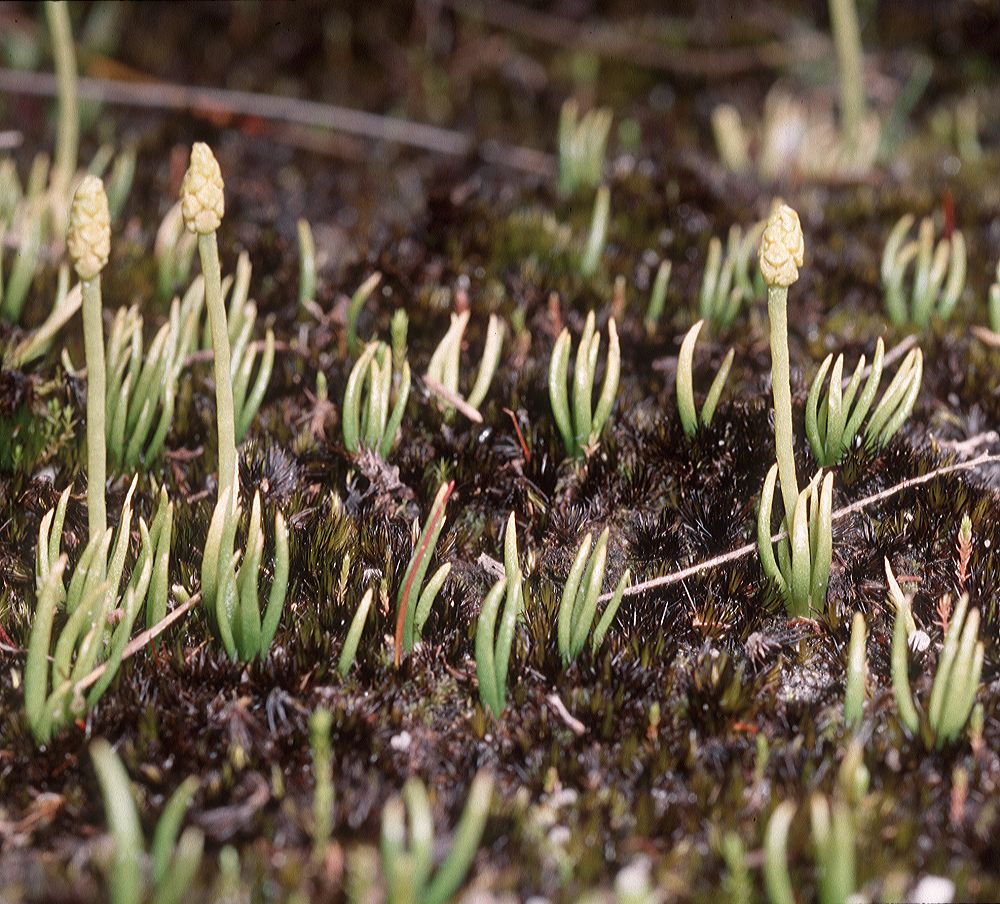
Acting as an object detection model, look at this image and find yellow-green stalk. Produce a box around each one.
[828,0,866,154]
[44,1,78,196]
[181,143,235,495]
[759,204,805,524]
[67,175,110,539]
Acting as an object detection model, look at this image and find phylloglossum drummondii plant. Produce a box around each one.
[881,213,966,329]
[425,309,504,415]
[676,320,734,438]
[556,526,630,664]
[394,481,453,666]
[805,338,923,466]
[549,310,620,459]
[343,339,411,458]
[476,511,524,717]
[379,771,493,904]
[183,143,289,662]
[89,739,203,904]
[698,221,764,331]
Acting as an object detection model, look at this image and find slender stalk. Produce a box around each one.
[828,0,866,153]
[44,1,78,193]
[81,277,107,538]
[199,232,237,495]
[768,285,798,520]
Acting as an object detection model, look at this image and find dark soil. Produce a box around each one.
[2,1,1000,901]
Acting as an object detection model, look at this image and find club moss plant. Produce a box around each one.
[556,527,630,664]
[579,184,609,278]
[337,586,374,677]
[426,310,505,414]
[763,801,796,904]
[394,481,453,666]
[698,222,764,331]
[343,339,411,458]
[881,213,966,328]
[297,217,316,308]
[44,1,79,198]
[676,320,735,438]
[548,310,620,459]
[805,339,923,466]
[104,300,189,471]
[0,215,43,323]
[643,258,671,333]
[892,588,984,749]
[379,771,493,904]
[183,143,290,661]
[5,264,81,368]
[155,202,197,301]
[476,511,523,717]
[90,739,204,904]
[558,99,612,196]
[844,612,866,727]
[759,203,805,523]
[757,466,834,617]
[346,272,383,358]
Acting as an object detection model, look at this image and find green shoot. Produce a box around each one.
[297,217,316,308]
[346,272,382,358]
[579,184,609,278]
[548,310,620,459]
[475,511,523,717]
[844,611,866,727]
[757,466,834,617]
[643,258,671,333]
[342,340,410,458]
[698,222,764,331]
[556,527,630,664]
[881,213,966,328]
[90,739,204,904]
[338,587,374,677]
[394,481,453,666]
[310,708,334,863]
[380,771,493,904]
[426,310,505,414]
[558,99,612,196]
[676,320,735,437]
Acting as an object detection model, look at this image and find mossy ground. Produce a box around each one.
[2,2,1000,901]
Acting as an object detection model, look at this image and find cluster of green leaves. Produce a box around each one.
[891,579,983,749]
[558,99,612,196]
[90,739,203,904]
[557,527,629,664]
[549,310,620,459]
[698,222,764,331]
[4,265,81,369]
[26,482,172,743]
[201,483,290,662]
[881,213,966,328]
[394,481,453,665]
[154,201,197,301]
[757,466,833,618]
[676,320,735,438]
[380,771,493,904]
[426,310,504,414]
[343,339,411,458]
[475,512,523,717]
[104,299,193,471]
[805,339,923,466]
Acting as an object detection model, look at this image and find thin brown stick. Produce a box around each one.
[445,0,828,77]
[0,68,555,176]
[602,451,1000,602]
[72,593,201,694]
